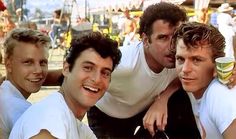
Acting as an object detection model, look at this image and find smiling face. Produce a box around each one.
[175,39,216,99]
[62,48,113,111]
[143,20,180,72]
[5,42,49,98]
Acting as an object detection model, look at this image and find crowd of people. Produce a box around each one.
[1,1,236,139]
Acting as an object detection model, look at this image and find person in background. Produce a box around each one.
[217,3,235,59]
[15,8,27,25]
[49,9,68,49]
[120,8,138,46]
[0,28,50,139]
[173,21,236,139]
[9,32,121,139]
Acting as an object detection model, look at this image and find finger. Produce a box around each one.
[156,115,164,131]
[227,78,235,89]
[143,116,155,136]
[227,70,236,88]
[161,114,168,131]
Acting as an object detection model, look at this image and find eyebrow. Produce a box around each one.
[175,55,207,60]
[83,61,112,72]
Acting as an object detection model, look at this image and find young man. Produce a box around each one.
[9,32,121,139]
[88,2,197,138]
[0,28,50,139]
[173,22,236,139]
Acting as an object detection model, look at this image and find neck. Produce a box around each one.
[192,86,210,99]
[8,79,30,99]
[59,87,87,120]
[143,46,164,73]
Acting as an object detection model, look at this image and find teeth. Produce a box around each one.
[30,79,41,82]
[84,85,98,92]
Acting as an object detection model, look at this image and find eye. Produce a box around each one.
[157,35,169,41]
[101,70,111,79]
[193,58,202,63]
[176,57,184,64]
[40,60,48,67]
[23,60,33,65]
[83,66,93,72]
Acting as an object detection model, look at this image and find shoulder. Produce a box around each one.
[10,93,71,139]
[206,79,236,97]
[204,79,236,132]
[77,121,97,138]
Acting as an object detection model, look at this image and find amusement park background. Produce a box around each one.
[0,0,236,80]
[0,0,236,47]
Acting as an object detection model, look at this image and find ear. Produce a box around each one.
[62,61,70,77]
[5,57,12,73]
[141,33,149,48]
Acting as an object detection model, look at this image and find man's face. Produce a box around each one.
[5,42,48,98]
[62,48,113,109]
[175,39,215,98]
[143,20,180,71]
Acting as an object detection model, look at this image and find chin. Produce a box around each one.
[165,63,175,69]
[29,88,41,93]
[182,85,193,93]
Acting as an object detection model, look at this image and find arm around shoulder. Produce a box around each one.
[43,69,63,86]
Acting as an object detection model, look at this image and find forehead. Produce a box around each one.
[76,48,113,68]
[176,39,213,57]
[152,20,179,35]
[11,42,48,57]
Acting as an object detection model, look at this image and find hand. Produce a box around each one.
[227,65,236,89]
[143,94,168,136]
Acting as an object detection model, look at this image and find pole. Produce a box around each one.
[85,0,87,19]
[20,0,23,21]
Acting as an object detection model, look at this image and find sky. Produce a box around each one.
[25,0,64,14]
[24,0,104,18]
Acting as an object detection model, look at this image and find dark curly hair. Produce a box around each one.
[171,22,225,62]
[66,32,121,72]
[139,2,187,38]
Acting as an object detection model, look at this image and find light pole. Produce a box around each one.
[85,0,87,19]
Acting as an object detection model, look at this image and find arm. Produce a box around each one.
[43,69,62,86]
[130,19,137,40]
[142,77,181,136]
[223,119,236,139]
[30,129,56,139]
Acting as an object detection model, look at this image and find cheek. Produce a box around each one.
[199,66,215,81]
[101,79,110,90]
[175,66,182,74]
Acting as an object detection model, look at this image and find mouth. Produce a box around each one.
[28,78,44,83]
[180,77,195,83]
[83,85,100,94]
[166,55,175,62]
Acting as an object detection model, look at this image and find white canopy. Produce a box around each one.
[87,0,186,12]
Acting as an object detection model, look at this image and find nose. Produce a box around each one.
[33,63,43,74]
[91,70,101,83]
[182,60,192,74]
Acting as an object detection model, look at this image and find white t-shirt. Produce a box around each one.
[0,80,31,139]
[96,42,177,118]
[9,92,97,139]
[190,79,236,139]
